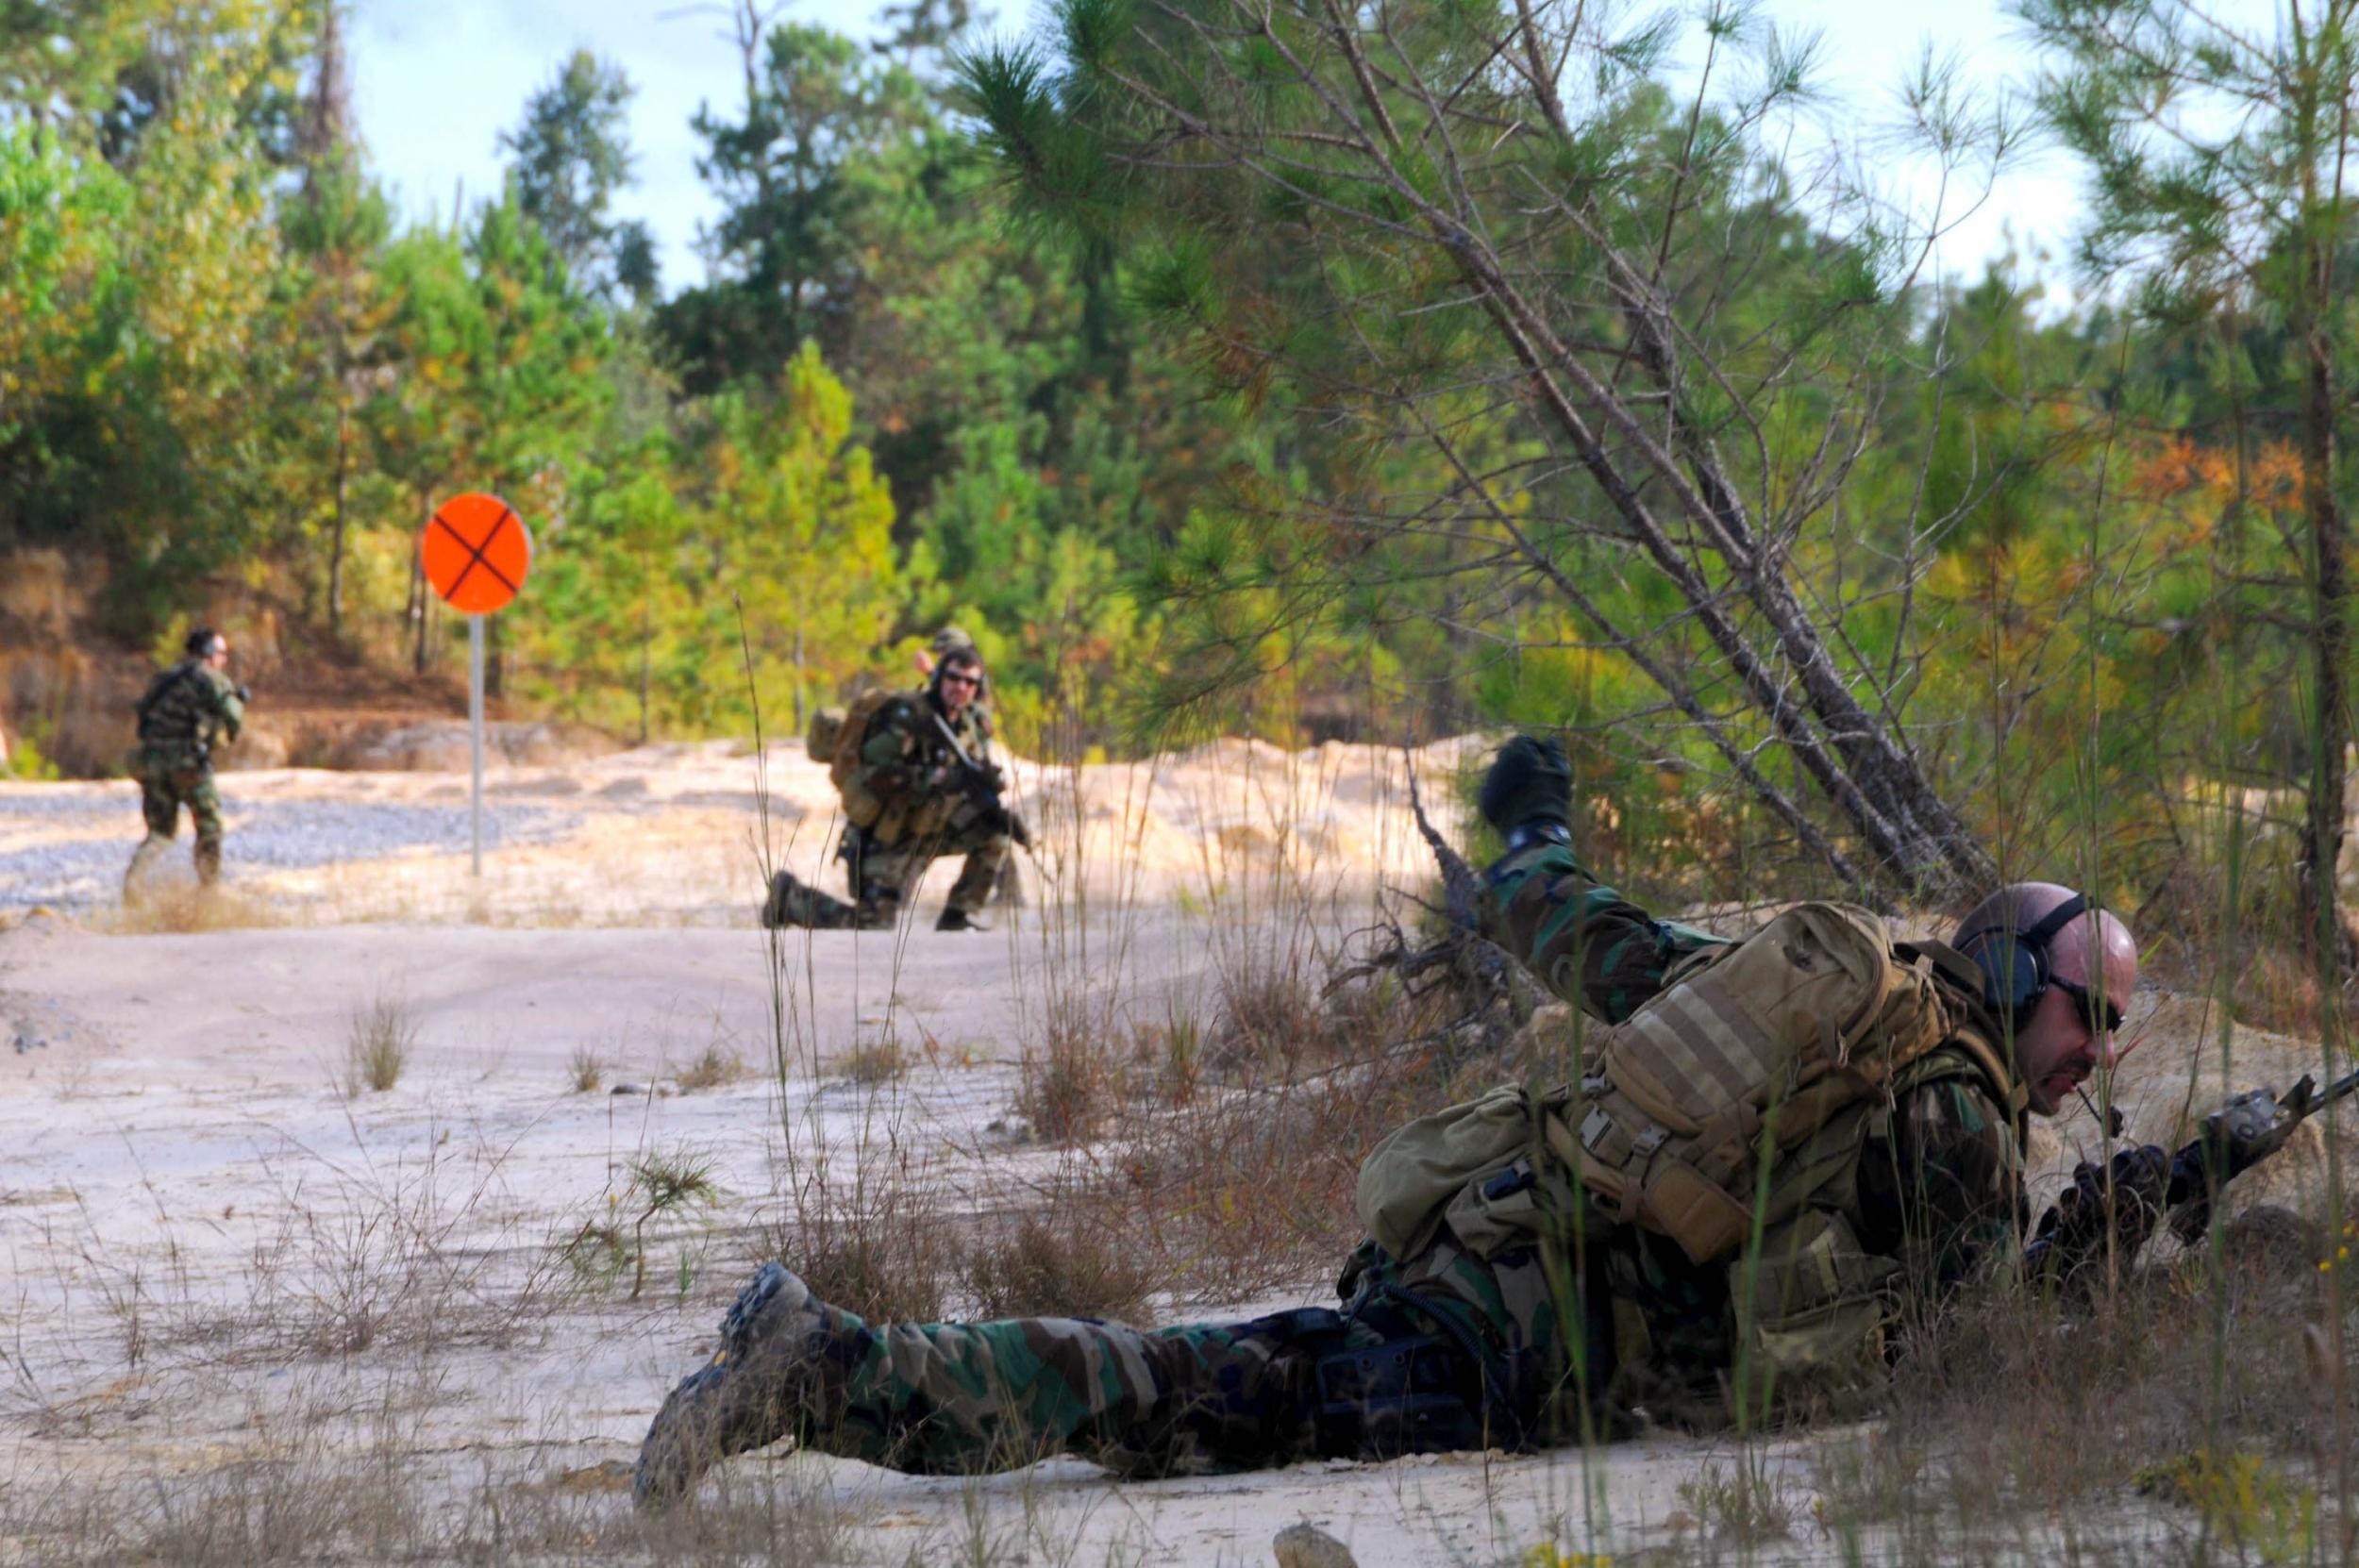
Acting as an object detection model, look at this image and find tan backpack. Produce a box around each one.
[806,706,848,763]
[826,689,903,828]
[1358,903,2006,1268]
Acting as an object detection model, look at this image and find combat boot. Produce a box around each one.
[852,883,898,930]
[634,1261,853,1509]
[935,907,989,933]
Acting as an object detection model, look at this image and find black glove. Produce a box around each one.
[1478,735,1573,840]
[983,762,1008,794]
[235,683,253,704]
[1005,811,1032,851]
[2033,1143,2171,1276]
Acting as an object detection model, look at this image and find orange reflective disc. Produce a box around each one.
[421,492,531,614]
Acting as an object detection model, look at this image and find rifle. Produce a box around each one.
[928,710,1031,850]
[2158,1064,2359,1244]
[2028,1064,2359,1272]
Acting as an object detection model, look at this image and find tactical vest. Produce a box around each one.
[833,691,993,845]
[1354,907,2023,1420]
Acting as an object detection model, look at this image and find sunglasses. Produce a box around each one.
[2049,974,2124,1038]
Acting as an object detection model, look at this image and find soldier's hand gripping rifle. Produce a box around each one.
[2157,1066,2359,1244]
[2026,1065,2359,1276]
[928,711,1032,851]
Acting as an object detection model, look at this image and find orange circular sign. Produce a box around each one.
[421,492,531,614]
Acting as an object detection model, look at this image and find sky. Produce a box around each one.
[344,0,2251,305]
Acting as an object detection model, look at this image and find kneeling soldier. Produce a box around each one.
[831,630,1024,932]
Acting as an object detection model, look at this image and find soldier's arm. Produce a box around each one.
[1478,842,1728,1025]
[857,701,933,798]
[212,675,244,743]
[1854,1076,2025,1300]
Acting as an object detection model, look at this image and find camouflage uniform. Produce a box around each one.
[646,842,2041,1489]
[1480,842,2030,1421]
[124,659,243,889]
[838,688,1012,926]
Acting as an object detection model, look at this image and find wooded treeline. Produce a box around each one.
[7,0,2359,972]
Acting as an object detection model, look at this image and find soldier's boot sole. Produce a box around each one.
[633,1261,832,1510]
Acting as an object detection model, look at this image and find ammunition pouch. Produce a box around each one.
[840,778,886,831]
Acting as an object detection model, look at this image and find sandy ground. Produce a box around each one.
[0,738,2351,1563]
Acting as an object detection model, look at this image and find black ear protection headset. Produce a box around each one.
[1953,892,2099,1037]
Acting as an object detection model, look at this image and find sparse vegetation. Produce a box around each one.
[675,1035,745,1093]
[567,1044,603,1093]
[342,991,416,1093]
[958,1169,1158,1324]
[756,1144,957,1326]
[1677,1458,1794,1546]
[836,1034,908,1085]
[1015,1018,1114,1143]
[566,1146,725,1300]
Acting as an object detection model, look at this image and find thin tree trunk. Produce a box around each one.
[409,537,427,676]
[2300,278,2351,969]
[327,398,349,643]
[1122,32,1996,898]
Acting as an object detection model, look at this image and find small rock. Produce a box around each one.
[610,1082,648,1096]
[1273,1522,1358,1568]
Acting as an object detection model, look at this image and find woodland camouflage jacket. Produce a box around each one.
[1480,842,2031,1413]
[134,660,243,770]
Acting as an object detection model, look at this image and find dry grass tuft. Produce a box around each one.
[757,1146,957,1325]
[0,1432,845,1566]
[1677,1458,1795,1545]
[568,1043,604,1093]
[675,1035,745,1092]
[959,1168,1158,1324]
[1090,970,1469,1301]
[837,1034,909,1085]
[1807,1203,2356,1561]
[1017,1014,1117,1142]
[343,990,416,1094]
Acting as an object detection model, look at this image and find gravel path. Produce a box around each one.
[0,797,577,908]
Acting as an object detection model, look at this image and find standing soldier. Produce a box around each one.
[835,629,1027,931]
[124,626,246,896]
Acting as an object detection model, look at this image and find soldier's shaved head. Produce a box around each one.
[1954,880,2139,1116]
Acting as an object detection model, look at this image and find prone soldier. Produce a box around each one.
[124,626,246,896]
[652,735,2191,1500]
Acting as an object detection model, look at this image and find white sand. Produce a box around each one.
[0,738,2337,1562]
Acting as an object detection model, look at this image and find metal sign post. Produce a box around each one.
[468,614,485,877]
[418,492,532,890]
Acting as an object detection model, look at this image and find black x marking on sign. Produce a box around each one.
[431,505,521,598]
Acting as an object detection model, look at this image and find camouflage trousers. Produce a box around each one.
[795,1229,1603,1476]
[845,825,1011,922]
[125,755,225,888]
